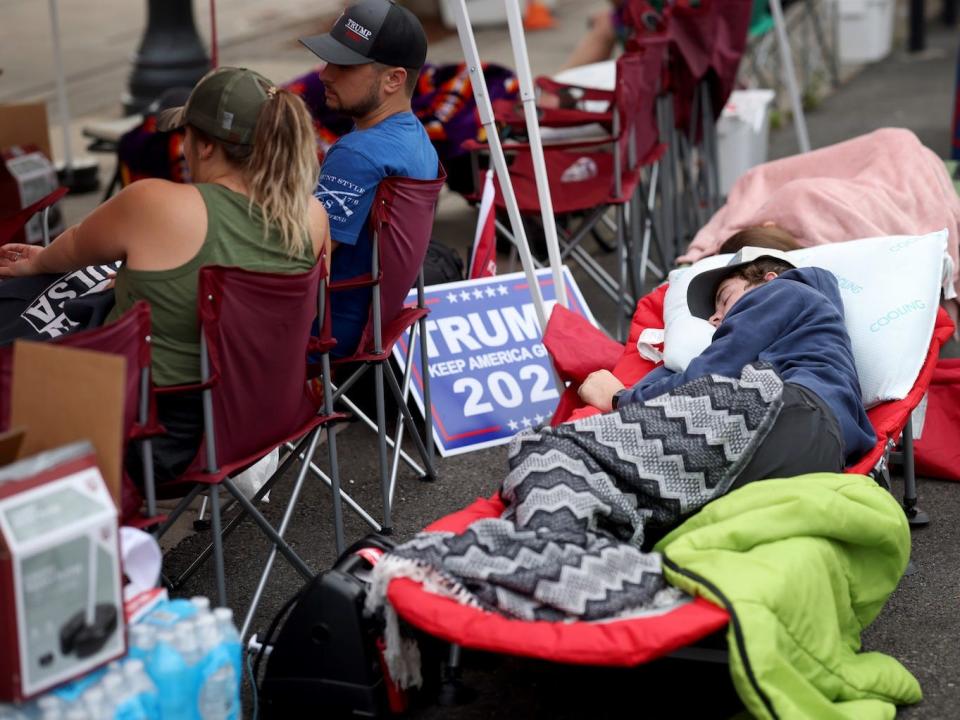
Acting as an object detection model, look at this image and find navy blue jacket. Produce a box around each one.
[622,267,875,464]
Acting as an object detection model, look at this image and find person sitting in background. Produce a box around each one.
[578,247,875,487]
[0,67,329,484]
[560,0,631,72]
[300,0,439,358]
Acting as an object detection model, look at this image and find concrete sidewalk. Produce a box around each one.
[0,0,341,114]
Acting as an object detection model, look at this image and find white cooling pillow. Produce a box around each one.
[659,230,951,408]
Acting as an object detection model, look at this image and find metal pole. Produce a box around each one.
[909,0,927,52]
[48,0,73,173]
[445,0,551,334]
[769,0,812,153]
[125,0,210,114]
[502,0,567,309]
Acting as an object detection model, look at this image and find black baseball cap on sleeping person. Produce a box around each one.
[299,0,428,69]
[686,247,797,320]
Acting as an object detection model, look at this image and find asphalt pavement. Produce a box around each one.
[6,0,960,717]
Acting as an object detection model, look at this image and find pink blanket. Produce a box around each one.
[680,128,960,297]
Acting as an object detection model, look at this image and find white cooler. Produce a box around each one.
[835,0,896,64]
[716,89,776,197]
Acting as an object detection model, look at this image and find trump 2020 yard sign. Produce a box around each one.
[392,267,597,456]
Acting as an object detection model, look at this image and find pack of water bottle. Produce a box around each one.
[0,596,242,720]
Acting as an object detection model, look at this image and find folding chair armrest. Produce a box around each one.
[308,336,338,354]
[329,273,376,292]
[129,420,166,440]
[465,135,614,155]
[493,98,613,132]
[1,187,69,246]
[536,76,615,103]
[153,378,217,395]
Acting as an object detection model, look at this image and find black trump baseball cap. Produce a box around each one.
[299,0,428,69]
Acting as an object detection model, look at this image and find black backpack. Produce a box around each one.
[422,240,464,286]
[257,536,398,718]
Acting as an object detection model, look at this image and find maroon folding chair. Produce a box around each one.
[0,186,68,246]
[0,301,159,525]
[151,262,346,627]
[477,49,666,338]
[628,0,752,256]
[322,169,446,535]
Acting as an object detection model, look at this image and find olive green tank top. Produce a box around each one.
[107,183,315,386]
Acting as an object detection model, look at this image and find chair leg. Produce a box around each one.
[384,364,435,480]
[374,363,392,533]
[900,417,930,527]
[326,423,347,556]
[336,389,426,476]
[323,350,347,556]
[239,426,323,638]
[152,483,205,540]
[615,203,627,342]
[288,441,382,532]
[418,313,435,461]
[140,438,157,518]
[209,485,227,608]
[171,434,314,590]
[222,478,313,580]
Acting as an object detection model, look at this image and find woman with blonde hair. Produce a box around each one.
[0,66,329,482]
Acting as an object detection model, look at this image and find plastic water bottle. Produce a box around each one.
[82,684,114,719]
[0,705,32,720]
[150,629,193,720]
[123,659,160,720]
[214,607,243,699]
[35,696,64,718]
[103,668,150,720]
[129,624,157,667]
[63,706,90,720]
[195,614,239,720]
[190,596,212,617]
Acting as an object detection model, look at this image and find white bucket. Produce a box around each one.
[716,89,775,197]
[835,0,895,64]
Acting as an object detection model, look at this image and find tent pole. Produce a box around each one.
[48,0,74,173]
[445,0,551,334]
[769,0,811,152]
[502,0,567,308]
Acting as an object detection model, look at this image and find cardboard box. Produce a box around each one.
[0,146,65,245]
[0,103,65,244]
[9,341,125,509]
[0,103,52,161]
[0,441,125,701]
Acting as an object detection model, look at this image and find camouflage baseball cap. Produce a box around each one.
[156,66,275,146]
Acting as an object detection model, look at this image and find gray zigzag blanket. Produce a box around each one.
[368,362,784,685]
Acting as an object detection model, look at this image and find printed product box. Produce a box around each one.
[0,441,125,701]
[0,145,65,245]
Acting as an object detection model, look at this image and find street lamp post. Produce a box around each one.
[124,0,210,114]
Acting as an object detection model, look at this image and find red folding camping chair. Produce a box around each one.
[372,280,952,702]
[150,263,346,628]
[628,0,752,259]
[475,48,665,339]
[0,186,68,247]
[317,170,446,536]
[0,301,160,525]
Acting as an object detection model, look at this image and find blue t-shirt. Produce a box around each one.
[315,111,438,356]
